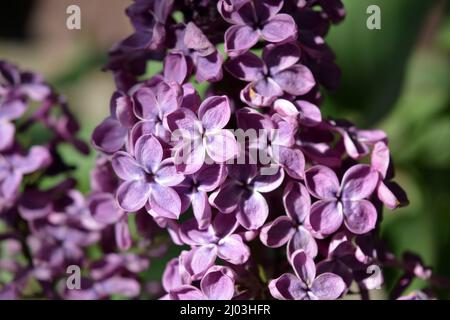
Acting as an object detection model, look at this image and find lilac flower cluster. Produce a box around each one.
[0,62,153,299]
[88,0,444,300]
[1,1,446,300]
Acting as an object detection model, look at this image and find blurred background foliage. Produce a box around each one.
[1,0,449,298]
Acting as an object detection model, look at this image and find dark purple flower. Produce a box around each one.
[260,181,317,257]
[219,0,297,57]
[175,163,227,229]
[210,164,284,230]
[225,43,315,107]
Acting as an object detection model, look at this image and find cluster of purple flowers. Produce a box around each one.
[1,0,446,300]
[90,0,440,300]
[0,62,154,299]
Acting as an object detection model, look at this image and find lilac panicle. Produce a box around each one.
[1,0,441,301]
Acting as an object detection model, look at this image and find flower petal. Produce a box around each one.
[273,64,315,96]
[89,193,123,225]
[291,249,315,286]
[275,146,305,180]
[311,273,346,300]
[116,180,151,212]
[209,181,242,214]
[164,52,188,84]
[200,266,235,300]
[115,216,132,250]
[251,166,285,193]
[341,164,379,200]
[191,191,212,230]
[269,273,307,300]
[199,96,231,131]
[92,117,127,154]
[260,216,295,248]
[149,184,181,220]
[236,191,269,230]
[0,121,14,151]
[224,24,260,57]
[263,43,300,75]
[287,226,318,258]
[135,134,163,173]
[283,181,311,224]
[309,200,343,236]
[225,52,265,82]
[261,14,297,43]
[305,165,340,200]
[343,200,377,234]
[170,285,204,300]
[217,234,250,265]
[181,246,217,281]
[205,129,238,162]
[111,151,145,181]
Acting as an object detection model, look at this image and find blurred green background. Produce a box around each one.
[1,0,449,298]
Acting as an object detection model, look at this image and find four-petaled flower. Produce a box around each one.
[112,134,184,219]
[226,43,315,107]
[304,164,379,237]
[269,249,346,300]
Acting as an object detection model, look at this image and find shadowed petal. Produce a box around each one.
[115,216,132,250]
[263,43,300,75]
[225,25,260,57]
[269,273,307,300]
[291,249,316,286]
[225,52,264,81]
[260,216,295,248]
[283,181,311,224]
[89,193,123,225]
[252,166,285,193]
[92,117,127,154]
[209,181,242,214]
[309,200,343,236]
[191,191,212,230]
